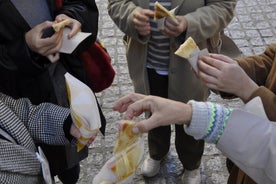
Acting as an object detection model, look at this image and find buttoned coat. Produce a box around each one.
[108,0,236,102]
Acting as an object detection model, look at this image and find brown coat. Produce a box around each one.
[228,44,276,184]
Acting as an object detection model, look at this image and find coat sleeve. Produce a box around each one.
[184,0,236,43]
[217,109,276,184]
[58,0,99,42]
[236,44,276,120]
[0,93,71,145]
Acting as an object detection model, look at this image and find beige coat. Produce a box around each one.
[108,0,236,102]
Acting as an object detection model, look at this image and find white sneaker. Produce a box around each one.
[141,156,161,177]
[181,168,201,184]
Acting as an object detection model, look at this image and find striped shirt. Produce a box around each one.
[147,0,171,75]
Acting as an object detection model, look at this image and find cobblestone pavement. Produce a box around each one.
[57,0,276,183]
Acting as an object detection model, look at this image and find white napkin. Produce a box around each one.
[188,48,209,73]
[65,72,101,151]
[47,28,91,63]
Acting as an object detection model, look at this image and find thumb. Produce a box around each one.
[132,117,158,134]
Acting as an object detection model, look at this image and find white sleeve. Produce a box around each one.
[216,109,276,184]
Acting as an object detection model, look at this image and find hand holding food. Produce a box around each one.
[25,21,63,62]
[175,36,208,73]
[132,7,154,35]
[52,19,70,32]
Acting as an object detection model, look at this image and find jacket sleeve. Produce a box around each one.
[184,0,236,43]
[217,109,276,184]
[0,93,71,145]
[236,44,276,120]
[58,0,99,42]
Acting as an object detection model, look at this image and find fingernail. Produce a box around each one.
[132,127,140,134]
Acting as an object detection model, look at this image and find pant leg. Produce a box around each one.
[175,124,204,170]
[147,68,170,160]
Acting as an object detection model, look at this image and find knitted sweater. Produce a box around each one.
[185,101,233,144]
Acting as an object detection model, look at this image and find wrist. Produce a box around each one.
[240,80,258,102]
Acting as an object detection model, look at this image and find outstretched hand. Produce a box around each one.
[113,93,192,133]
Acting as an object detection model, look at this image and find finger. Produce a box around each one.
[86,133,97,146]
[47,53,59,63]
[70,124,81,139]
[113,93,145,111]
[198,69,218,86]
[198,59,221,77]
[142,9,154,17]
[210,53,235,64]
[67,21,81,39]
[201,55,230,71]
[113,98,134,112]
[134,9,154,21]
[132,116,159,134]
[124,98,152,119]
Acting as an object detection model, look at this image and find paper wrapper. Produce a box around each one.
[47,27,91,62]
[65,72,101,151]
[155,6,179,30]
[187,48,209,73]
[93,137,144,184]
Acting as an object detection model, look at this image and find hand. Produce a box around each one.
[55,14,82,39]
[113,93,192,133]
[132,7,154,35]
[70,124,98,147]
[162,16,187,37]
[198,54,258,101]
[25,21,63,57]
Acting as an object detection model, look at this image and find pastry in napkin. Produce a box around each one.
[175,36,209,73]
[93,120,144,184]
[154,1,178,24]
[113,120,142,154]
[65,72,101,151]
[93,137,144,184]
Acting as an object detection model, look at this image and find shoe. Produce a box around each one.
[181,168,201,184]
[141,155,161,177]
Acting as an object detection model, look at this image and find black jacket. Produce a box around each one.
[0,0,98,104]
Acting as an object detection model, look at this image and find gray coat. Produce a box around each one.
[108,0,236,102]
[0,93,71,184]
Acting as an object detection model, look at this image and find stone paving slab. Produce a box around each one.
[57,0,276,183]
